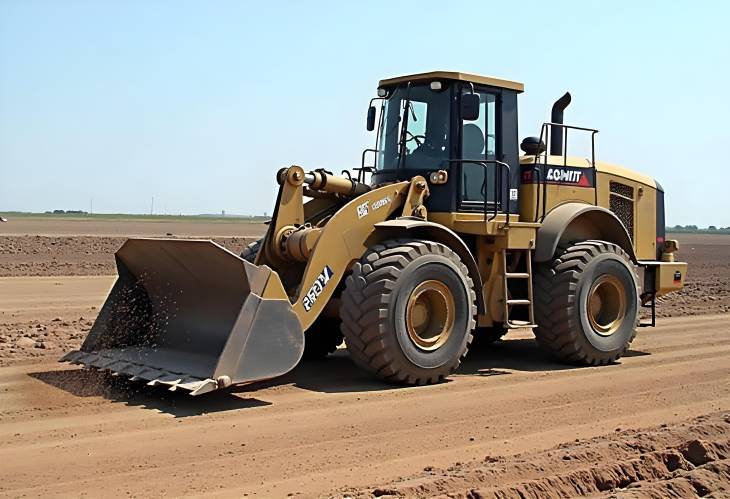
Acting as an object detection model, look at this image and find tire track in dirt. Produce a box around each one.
[0,311,728,498]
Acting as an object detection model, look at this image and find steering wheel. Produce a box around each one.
[405,130,426,147]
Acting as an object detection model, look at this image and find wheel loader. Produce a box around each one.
[61,71,687,395]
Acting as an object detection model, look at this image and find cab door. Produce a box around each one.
[457,89,502,214]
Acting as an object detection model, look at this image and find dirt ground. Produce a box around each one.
[1,313,728,498]
[0,216,267,277]
[0,235,260,277]
[1,220,729,497]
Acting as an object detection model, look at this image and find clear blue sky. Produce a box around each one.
[1,0,728,225]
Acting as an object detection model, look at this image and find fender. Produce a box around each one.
[535,202,636,263]
[373,218,486,314]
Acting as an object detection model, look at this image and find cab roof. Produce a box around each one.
[378,71,524,93]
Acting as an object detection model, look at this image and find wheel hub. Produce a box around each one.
[406,280,455,351]
[587,274,626,336]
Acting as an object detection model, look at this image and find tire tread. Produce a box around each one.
[533,240,639,366]
[340,239,477,385]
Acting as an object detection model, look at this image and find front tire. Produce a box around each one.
[533,240,640,365]
[340,239,476,385]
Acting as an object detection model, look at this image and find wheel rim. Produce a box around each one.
[587,274,627,336]
[406,280,455,351]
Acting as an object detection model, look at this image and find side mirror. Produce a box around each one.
[366,106,376,131]
[460,93,480,121]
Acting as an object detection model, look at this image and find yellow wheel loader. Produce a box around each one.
[62,71,687,395]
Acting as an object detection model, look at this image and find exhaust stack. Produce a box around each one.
[550,92,572,156]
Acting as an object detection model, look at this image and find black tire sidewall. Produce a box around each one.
[240,239,261,262]
[575,254,638,352]
[390,255,471,370]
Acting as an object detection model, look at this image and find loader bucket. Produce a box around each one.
[60,238,304,395]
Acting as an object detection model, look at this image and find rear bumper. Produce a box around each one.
[637,260,687,297]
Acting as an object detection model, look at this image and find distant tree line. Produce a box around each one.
[667,225,730,234]
[45,210,88,215]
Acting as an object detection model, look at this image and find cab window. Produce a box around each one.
[460,91,497,204]
[376,84,451,171]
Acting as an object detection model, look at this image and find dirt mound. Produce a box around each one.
[340,412,730,498]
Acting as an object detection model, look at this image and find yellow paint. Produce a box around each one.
[653,262,687,296]
[519,155,659,260]
[290,180,417,330]
[379,71,524,93]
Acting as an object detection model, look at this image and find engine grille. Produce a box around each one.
[609,181,634,240]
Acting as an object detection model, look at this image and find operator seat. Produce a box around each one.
[462,123,486,201]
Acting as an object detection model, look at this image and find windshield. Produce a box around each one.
[376,84,451,171]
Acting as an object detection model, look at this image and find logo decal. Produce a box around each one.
[356,201,369,219]
[520,165,593,187]
[546,168,585,184]
[673,271,682,283]
[371,196,391,211]
[302,266,335,312]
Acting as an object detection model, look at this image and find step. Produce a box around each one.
[506,320,536,328]
[505,272,530,279]
[506,299,532,306]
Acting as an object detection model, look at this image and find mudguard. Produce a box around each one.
[534,203,636,263]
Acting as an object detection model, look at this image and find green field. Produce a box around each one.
[667,226,730,235]
[0,211,269,223]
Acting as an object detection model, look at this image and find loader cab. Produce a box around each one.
[367,71,523,215]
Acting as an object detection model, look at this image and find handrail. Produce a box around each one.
[532,165,541,222]
[356,148,381,183]
[533,122,599,221]
[445,159,511,225]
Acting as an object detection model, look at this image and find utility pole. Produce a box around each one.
[151,196,154,215]
[90,198,93,216]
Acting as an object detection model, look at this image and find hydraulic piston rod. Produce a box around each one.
[303,170,371,196]
[277,167,370,196]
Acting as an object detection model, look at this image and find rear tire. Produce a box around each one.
[239,239,262,262]
[240,238,343,360]
[340,239,476,385]
[534,240,639,365]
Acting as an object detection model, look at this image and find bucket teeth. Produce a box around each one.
[58,239,305,396]
[61,350,218,396]
[189,379,219,396]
